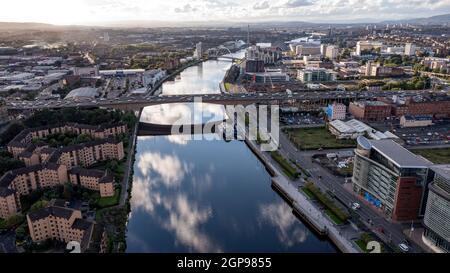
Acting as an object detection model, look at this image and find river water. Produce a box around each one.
[125,53,337,253]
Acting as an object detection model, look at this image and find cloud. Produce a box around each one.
[253,1,270,10]
[258,202,308,247]
[137,151,189,187]
[1,0,450,24]
[283,0,315,8]
[130,175,221,252]
[175,4,198,13]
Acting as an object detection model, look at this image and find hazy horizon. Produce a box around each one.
[1,0,449,26]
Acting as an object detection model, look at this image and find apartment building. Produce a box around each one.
[0,163,67,219]
[69,167,115,197]
[356,40,383,56]
[326,103,346,120]
[8,122,127,158]
[50,139,124,169]
[0,186,19,220]
[27,200,94,251]
[352,136,432,221]
[422,57,449,71]
[0,161,116,219]
[364,61,404,77]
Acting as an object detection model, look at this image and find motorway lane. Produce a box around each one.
[6,89,438,110]
[277,132,422,252]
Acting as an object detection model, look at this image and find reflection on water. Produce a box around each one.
[140,52,243,125]
[126,55,336,253]
[127,134,336,253]
[140,102,226,126]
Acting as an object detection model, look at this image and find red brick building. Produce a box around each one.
[378,97,450,118]
[349,101,392,122]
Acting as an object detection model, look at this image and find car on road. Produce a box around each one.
[398,243,410,253]
[351,202,361,211]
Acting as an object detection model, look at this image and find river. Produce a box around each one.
[125,52,337,253]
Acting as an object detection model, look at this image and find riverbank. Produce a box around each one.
[148,59,205,96]
[244,137,360,253]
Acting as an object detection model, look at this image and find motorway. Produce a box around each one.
[277,133,424,253]
[5,89,441,110]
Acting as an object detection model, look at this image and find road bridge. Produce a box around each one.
[5,89,437,111]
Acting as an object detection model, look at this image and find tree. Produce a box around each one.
[15,225,27,241]
[29,200,49,213]
[63,183,74,201]
[63,137,72,146]
[0,123,25,145]
[0,156,26,177]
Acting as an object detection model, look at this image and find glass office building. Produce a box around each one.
[423,165,450,253]
[352,136,432,221]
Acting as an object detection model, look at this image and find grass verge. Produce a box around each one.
[304,181,350,223]
[271,151,300,179]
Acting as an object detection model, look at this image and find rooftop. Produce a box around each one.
[27,206,76,222]
[69,167,105,178]
[369,139,432,168]
[64,87,98,100]
[431,165,450,181]
[353,101,389,107]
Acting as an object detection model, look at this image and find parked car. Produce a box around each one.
[398,243,410,253]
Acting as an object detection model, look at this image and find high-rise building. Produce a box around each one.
[245,45,282,65]
[194,42,204,59]
[404,43,416,56]
[325,45,339,60]
[423,165,450,253]
[352,136,432,221]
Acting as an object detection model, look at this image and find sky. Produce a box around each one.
[1,0,450,25]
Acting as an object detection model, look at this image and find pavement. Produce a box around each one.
[403,227,435,253]
[238,107,361,252]
[119,117,139,206]
[276,131,425,253]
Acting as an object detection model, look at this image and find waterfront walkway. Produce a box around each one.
[271,173,360,253]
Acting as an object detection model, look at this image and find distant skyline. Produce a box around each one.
[1,0,450,25]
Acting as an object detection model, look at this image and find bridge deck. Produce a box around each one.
[5,89,437,111]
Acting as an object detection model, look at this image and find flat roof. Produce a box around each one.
[431,165,450,180]
[329,120,355,133]
[369,139,432,168]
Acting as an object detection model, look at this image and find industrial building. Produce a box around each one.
[349,101,392,122]
[400,115,433,128]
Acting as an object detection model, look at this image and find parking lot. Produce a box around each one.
[280,112,325,126]
[393,124,450,146]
